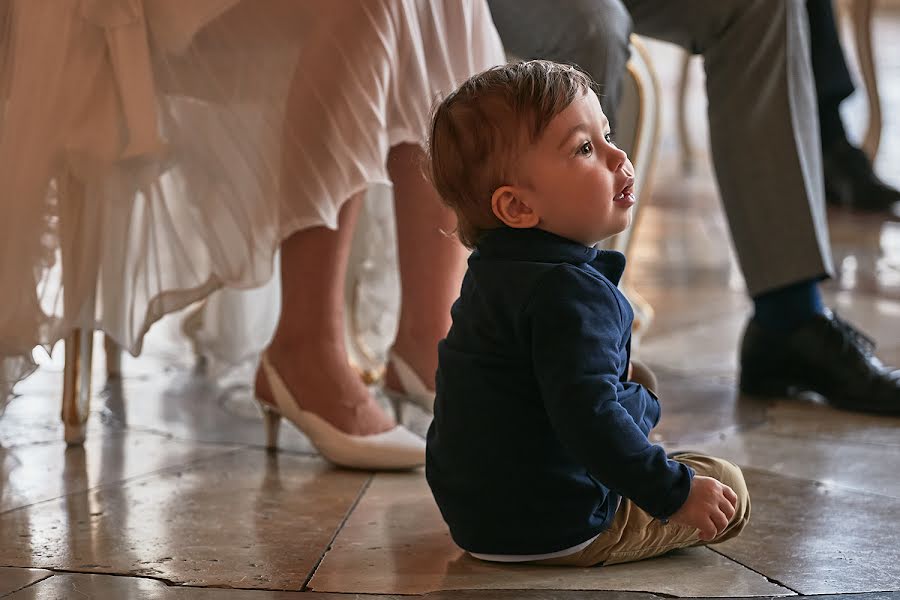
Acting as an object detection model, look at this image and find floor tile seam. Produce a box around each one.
[0,567,210,592]
[803,591,900,596]
[422,586,685,599]
[739,465,900,502]
[748,429,900,451]
[704,547,801,596]
[0,565,322,594]
[0,446,244,518]
[0,572,54,599]
[11,565,900,597]
[302,473,375,592]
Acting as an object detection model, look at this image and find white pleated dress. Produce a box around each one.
[0,0,505,403]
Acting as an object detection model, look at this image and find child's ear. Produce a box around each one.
[491,185,539,229]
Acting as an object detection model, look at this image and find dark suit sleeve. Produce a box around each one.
[524,265,692,519]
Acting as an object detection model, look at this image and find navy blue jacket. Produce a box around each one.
[426,227,693,555]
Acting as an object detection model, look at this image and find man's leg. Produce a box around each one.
[624,0,900,413]
[806,0,900,212]
[627,0,831,296]
[807,0,855,151]
[486,0,632,129]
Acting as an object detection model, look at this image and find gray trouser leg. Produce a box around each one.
[488,0,833,296]
[486,0,632,128]
[625,0,833,295]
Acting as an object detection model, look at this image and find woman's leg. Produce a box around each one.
[257,194,396,436]
[386,143,469,391]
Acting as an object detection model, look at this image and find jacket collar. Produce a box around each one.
[473,227,626,285]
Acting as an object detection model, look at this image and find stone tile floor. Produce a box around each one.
[2,8,900,600]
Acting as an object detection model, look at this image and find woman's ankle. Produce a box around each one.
[257,346,396,435]
[267,335,346,363]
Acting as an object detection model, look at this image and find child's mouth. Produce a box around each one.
[614,184,635,206]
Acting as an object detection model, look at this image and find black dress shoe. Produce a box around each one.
[824,139,900,214]
[740,310,900,414]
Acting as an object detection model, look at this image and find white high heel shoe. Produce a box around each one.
[384,352,436,413]
[258,354,425,470]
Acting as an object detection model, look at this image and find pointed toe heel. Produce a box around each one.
[260,354,425,470]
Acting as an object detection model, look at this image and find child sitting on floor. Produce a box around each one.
[424,60,750,566]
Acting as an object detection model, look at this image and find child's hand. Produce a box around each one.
[668,476,738,541]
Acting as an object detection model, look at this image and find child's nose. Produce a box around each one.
[608,144,628,171]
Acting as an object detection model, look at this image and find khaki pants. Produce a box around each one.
[534,452,751,567]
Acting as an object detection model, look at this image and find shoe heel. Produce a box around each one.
[259,402,282,451]
[260,353,425,470]
[385,390,403,421]
[386,352,435,413]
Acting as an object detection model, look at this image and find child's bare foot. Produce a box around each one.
[257,341,396,436]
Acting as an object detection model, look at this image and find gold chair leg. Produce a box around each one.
[103,334,122,379]
[676,52,696,174]
[62,329,94,446]
[58,172,99,446]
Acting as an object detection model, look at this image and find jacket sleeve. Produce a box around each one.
[524,265,692,519]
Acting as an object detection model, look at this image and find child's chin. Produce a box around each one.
[597,222,631,244]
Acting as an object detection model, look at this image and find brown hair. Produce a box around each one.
[427,60,596,248]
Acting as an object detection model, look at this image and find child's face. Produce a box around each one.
[513,91,635,246]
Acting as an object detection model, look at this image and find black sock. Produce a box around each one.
[752,280,826,331]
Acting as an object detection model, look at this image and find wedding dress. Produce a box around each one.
[0,0,504,406]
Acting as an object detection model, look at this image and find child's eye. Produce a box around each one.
[578,141,593,157]
[605,132,616,145]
